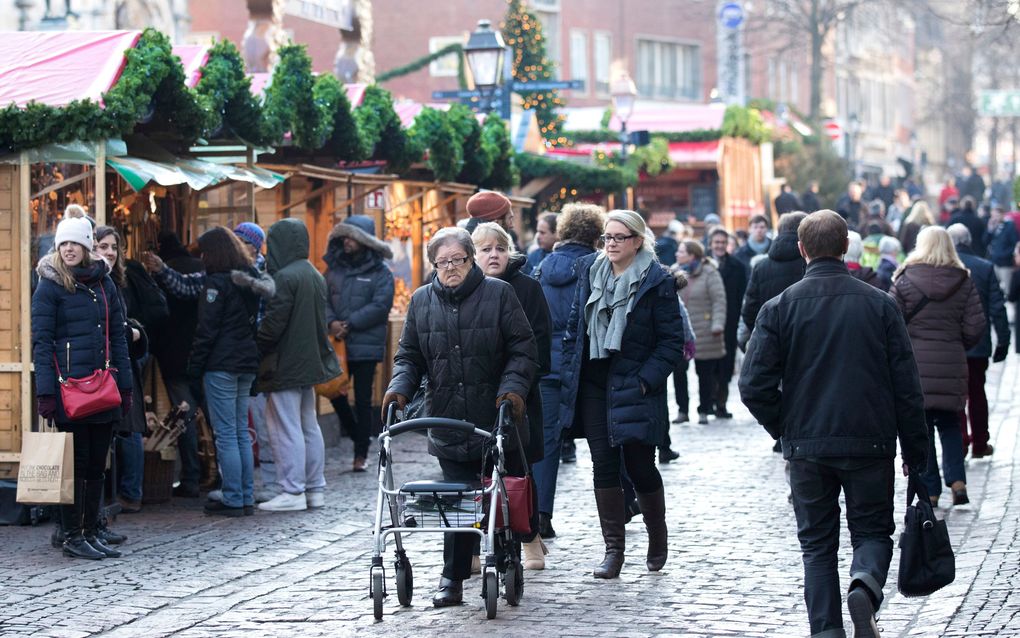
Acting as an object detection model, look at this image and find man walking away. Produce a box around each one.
[775,183,802,215]
[948,223,1009,458]
[740,210,928,638]
[740,212,807,334]
[257,219,341,512]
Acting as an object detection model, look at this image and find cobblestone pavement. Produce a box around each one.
[1,357,1018,638]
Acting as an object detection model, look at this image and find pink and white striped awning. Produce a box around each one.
[545,140,721,168]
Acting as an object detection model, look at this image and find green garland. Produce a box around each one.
[377,43,468,89]
[408,107,462,182]
[261,44,323,150]
[312,75,367,160]
[0,28,207,152]
[721,105,770,144]
[479,113,516,189]
[195,39,266,144]
[516,153,634,194]
[356,85,422,173]
[564,129,724,144]
[447,104,495,185]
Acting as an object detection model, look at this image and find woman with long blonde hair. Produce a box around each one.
[891,226,985,507]
[898,201,935,254]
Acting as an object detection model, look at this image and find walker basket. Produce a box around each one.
[397,488,485,529]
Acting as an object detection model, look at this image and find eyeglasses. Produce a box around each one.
[433,256,470,270]
[600,233,637,245]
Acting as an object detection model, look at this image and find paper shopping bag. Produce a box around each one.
[16,431,74,504]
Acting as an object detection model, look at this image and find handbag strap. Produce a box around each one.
[52,280,112,382]
[903,275,967,325]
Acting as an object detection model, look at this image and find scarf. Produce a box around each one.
[679,258,701,274]
[747,237,769,255]
[585,250,654,360]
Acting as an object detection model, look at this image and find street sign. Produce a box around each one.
[823,120,842,141]
[431,89,503,100]
[718,1,745,29]
[979,90,1020,117]
[431,80,583,101]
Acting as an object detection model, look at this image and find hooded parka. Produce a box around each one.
[387,264,538,462]
[323,215,395,363]
[890,264,986,411]
[256,218,341,393]
[32,255,132,424]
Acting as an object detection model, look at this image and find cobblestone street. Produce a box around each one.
[1,357,1018,638]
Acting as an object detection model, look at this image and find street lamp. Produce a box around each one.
[611,73,638,207]
[464,19,506,111]
[847,112,861,180]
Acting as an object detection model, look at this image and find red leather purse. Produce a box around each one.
[54,283,121,420]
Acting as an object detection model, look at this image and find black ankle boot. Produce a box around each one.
[593,488,626,579]
[83,479,120,558]
[636,488,668,571]
[432,577,463,607]
[538,512,556,539]
[62,480,104,560]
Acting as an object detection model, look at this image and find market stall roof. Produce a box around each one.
[0,30,141,107]
[173,45,209,89]
[545,140,721,168]
[560,102,727,133]
[108,155,285,191]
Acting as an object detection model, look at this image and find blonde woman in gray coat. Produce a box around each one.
[676,239,727,424]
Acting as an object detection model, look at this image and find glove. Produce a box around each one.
[37,395,57,419]
[683,341,696,361]
[993,343,1008,363]
[120,389,133,413]
[381,391,408,421]
[496,392,526,424]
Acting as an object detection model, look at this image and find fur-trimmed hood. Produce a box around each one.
[36,251,110,286]
[231,268,276,299]
[326,215,393,260]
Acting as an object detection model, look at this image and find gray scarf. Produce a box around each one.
[585,251,654,360]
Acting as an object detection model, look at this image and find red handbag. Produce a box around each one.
[54,283,121,420]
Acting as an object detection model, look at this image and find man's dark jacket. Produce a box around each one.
[985,220,1019,267]
[947,208,987,256]
[957,245,1009,359]
[774,190,802,215]
[800,190,822,213]
[739,258,928,468]
[716,253,747,360]
[740,232,806,330]
[734,236,771,269]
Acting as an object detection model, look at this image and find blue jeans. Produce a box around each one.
[921,409,966,498]
[116,432,144,502]
[204,371,257,508]
[531,378,562,516]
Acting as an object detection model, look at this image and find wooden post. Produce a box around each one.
[247,146,256,221]
[19,152,31,443]
[94,141,107,225]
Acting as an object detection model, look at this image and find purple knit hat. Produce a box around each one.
[233,222,265,253]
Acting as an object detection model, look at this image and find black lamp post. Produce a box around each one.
[611,73,638,208]
[464,19,506,114]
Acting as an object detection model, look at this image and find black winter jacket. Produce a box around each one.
[152,251,204,380]
[560,253,685,446]
[499,254,552,463]
[957,246,1010,359]
[739,259,929,468]
[188,269,263,378]
[32,256,133,425]
[740,232,806,331]
[716,254,747,347]
[387,264,538,461]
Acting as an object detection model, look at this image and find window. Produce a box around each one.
[636,38,700,101]
[535,10,561,78]
[569,30,588,94]
[428,36,462,78]
[594,32,612,95]
[767,57,798,104]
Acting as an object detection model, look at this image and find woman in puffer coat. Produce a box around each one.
[188,227,272,517]
[531,203,605,541]
[560,210,684,580]
[32,217,133,560]
[676,239,727,424]
[472,221,552,570]
[383,227,538,608]
[891,226,985,507]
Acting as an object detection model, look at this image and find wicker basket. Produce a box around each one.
[142,450,175,504]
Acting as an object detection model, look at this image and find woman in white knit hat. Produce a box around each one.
[31,216,133,560]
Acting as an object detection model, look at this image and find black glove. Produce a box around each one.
[120,389,133,413]
[993,343,1008,363]
[37,395,57,419]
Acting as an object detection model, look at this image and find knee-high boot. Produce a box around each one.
[635,488,668,571]
[593,487,626,579]
[62,479,104,560]
[83,479,121,558]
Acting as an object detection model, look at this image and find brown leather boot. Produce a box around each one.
[636,488,668,571]
[593,487,626,579]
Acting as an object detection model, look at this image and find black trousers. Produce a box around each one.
[56,421,114,481]
[330,360,378,459]
[579,357,662,493]
[790,458,895,636]
[694,358,722,415]
[673,359,689,413]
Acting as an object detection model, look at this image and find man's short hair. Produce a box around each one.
[777,211,808,234]
[798,210,848,259]
[946,223,972,247]
[710,226,731,240]
[748,214,769,227]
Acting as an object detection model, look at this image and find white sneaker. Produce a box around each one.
[254,487,281,503]
[207,489,223,502]
[257,492,307,512]
[306,491,325,508]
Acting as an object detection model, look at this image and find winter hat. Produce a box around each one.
[234,222,265,253]
[704,213,721,226]
[54,216,94,252]
[467,190,512,221]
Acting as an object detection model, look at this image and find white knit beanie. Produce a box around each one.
[54,217,94,252]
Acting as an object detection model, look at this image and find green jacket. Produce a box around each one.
[256,218,341,393]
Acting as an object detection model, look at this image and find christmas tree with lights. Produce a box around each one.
[501,0,566,146]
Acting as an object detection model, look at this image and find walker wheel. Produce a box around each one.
[484,571,498,619]
[504,560,523,606]
[372,571,385,619]
[395,560,413,607]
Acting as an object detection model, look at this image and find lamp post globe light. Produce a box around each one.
[464,19,506,112]
[611,73,638,207]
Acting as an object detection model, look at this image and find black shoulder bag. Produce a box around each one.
[897,473,955,596]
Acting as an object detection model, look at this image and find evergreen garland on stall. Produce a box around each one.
[195,39,267,144]
[502,0,567,147]
[448,104,496,185]
[313,75,368,160]
[516,152,634,194]
[479,113,517,189]
[408,107,463,182]
[261,44,323,150]
[356,85,422,173]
